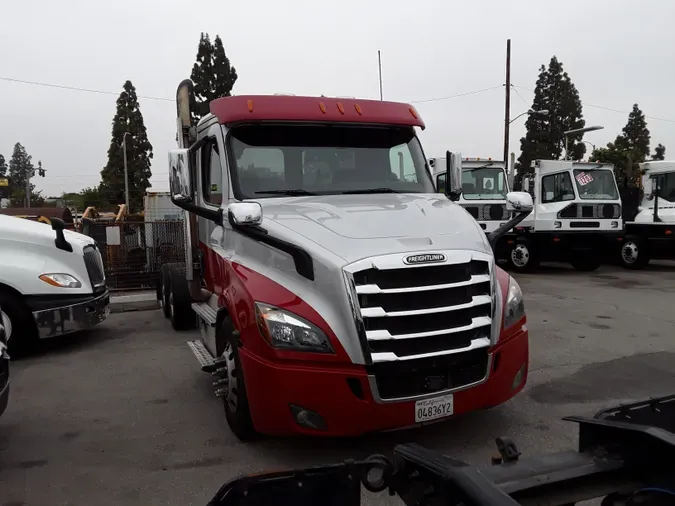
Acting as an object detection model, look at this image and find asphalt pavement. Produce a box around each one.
[2,263,675,506]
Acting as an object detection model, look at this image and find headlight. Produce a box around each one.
[255,303,334,353]
[38,273,82,288]
[503,277,525,329]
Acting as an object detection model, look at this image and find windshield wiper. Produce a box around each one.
[340,188,400,194]
[465,163,494,171]
[254,189,317,196]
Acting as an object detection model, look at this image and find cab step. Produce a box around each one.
[187,339,219,373]
[191,302,217,327]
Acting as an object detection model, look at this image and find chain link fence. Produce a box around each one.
[87,220,186,291]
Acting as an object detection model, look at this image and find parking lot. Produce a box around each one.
[2,264,675,506]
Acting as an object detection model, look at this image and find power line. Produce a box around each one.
[0,76,173,102]
[511,85,530,109]
[0,74,504,106]
[409,84,504,104]
[512,84,675,124]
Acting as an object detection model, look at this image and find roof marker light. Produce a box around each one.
[409,108,418,120]
[319,102,327,114]
[247,100,253,112]
[337,103,345,115]
[354,104,363,115]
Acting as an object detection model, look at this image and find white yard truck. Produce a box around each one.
[618,160,675,268]
[0,215,110,355]
[429,158,513,235]
[508,160,623,272]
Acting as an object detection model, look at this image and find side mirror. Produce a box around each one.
[169,149,192,204]
[521,176,531,194]
[227,202,263,227]
[445,151,462,201]
[643,177,655,198]
[505,191,533,213]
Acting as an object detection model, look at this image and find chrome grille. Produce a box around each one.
[460,203,509,221]
[346,253,493,364]
[83,244,106,289]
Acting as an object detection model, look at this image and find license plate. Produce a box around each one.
[414,394,454,423]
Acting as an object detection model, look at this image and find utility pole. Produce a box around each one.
[378,50,383,101]
[122,132,130,209]
[502,39,512,172]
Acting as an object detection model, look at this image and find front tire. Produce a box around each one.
[220,323,257,441]
[507,239,538,273]
[619,237,650,270]
[0,290,39,357]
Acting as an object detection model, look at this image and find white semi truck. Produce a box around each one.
[0,215,110,355]
[508,160,623,272]
[429,158,513,235]
[618,160,675,268]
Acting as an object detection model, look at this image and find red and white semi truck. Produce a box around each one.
[159,80,532,439]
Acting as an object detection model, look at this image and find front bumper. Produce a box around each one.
[33,291,110,339]
[241,326,528,437]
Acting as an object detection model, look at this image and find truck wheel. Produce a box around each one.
[619,237,650,270]
[168,264,195,331]
[570,254,601,272]
[507,239,537,273]
[160,264,172,319]
[220,322,257,441]
[0,290,39,357]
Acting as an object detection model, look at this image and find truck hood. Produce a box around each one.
[257,193,491,264]
[0,214,94,253]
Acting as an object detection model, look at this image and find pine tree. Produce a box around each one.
[516,56,586,183]
[190,33,238,124]
[0,154,7,177]
[100,81,153,211]
[8,143,44,207]
[592,104,655,187]
[653,143,666,161]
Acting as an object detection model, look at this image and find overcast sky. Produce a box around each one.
[1,0,674,197]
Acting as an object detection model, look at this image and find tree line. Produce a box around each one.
[516,56,666,189]
[1,32,238,212]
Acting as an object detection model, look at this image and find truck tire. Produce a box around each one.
[507,238,538,273]
[160,264,172,319]
[219,320,257,441]
[0,290,39,357]
[619,236,650,270]
[167,264,195,331]
[570,253,601,272]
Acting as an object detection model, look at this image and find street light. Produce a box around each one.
[509,109,549,125]
[564,125,603,160]
[504,109,548,174]
[120,132,131,209]
[583,140,596,152]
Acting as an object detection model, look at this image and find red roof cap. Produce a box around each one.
[209,95,425,129]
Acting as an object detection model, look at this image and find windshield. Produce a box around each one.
[226,124,435,199]
[461,167,507,200]
[653,173,675,203]
[573,169,619,200]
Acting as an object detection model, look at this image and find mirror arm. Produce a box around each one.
[174,200,224,226]
[487,210,532,251]
[228,212,315,281]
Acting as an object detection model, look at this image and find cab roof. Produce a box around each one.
[209,95,425,129]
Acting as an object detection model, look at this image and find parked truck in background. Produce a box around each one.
[617,160,675,269]
[504,159,623,272]
[0,215,110,355]
[429,158,514,235]
[159,79,533,440]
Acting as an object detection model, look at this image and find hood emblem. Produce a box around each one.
[404,253,446,265]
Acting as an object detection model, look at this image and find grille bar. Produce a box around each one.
[371,337,490,364]
[83,245,106,289]
[356,274,491,295]
[360,294,492,318]
[366,316,492,341]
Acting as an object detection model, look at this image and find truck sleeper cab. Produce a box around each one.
[165,85,530,439]
[505,160,623,272]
